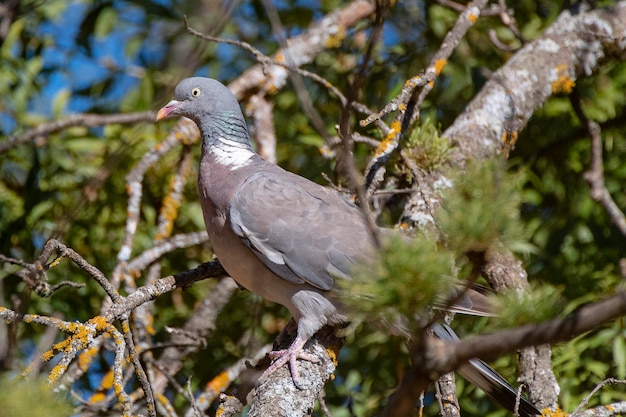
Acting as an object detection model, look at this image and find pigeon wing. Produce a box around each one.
[228,169,375,291]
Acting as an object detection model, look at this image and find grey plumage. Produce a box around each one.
[157,77,539,415]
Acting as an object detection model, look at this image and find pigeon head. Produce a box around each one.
[156,77,242,125]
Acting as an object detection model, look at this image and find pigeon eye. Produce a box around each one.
[191,87,202,97]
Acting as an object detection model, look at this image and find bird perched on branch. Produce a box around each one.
[157,77,540,416]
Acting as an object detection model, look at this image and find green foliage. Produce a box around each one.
[1,1,626,416]
[341,233,456,333]
[402,118,450,171]
[487,283,566,329]
[436,160,530,255]
[0,376,74,417]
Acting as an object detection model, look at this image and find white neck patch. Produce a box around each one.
[212,137,254,170]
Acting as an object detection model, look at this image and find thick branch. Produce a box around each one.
[440,291,626,376]
[247,324,342,417]
[383,290,626,417]
[103,261,228,322]
[443,2,626,164]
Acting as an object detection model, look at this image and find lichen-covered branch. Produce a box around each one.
[443,3,626,165]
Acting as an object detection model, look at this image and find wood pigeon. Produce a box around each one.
[156,77,540,416]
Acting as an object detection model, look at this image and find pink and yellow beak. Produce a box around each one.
[156,100,182,121]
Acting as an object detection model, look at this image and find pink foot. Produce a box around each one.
[260,336,319,389]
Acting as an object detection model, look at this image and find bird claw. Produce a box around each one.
[259,336,319,389]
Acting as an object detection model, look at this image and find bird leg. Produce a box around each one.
[260,335,320,389]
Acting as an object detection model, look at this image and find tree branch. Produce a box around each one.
[383,290,626,416]
[443,3,626,165]
[103,260,228,322]
[0,111,155,153]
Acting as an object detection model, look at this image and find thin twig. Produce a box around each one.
[572,378,626,415]
[363,0,489,194]
[121,318,156,417]
[570,93,626,237]
[187,376,202,417]
[184,14,387,132]
[0,111,155,153]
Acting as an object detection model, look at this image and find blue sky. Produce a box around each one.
[2,0,423,136]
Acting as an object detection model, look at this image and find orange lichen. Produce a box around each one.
[398,103,407,112]
[434,59,447,75]
[207,370,231,393]
[552,75,575,93]
[266,81,279,96]
[275,52,284,63]
[374,120,401,157]
[101,369,114,389]
[540,407,568,417]
[89,392,106,403]
[468,12,477,23]
[428,80,435,88]
[552,64,575,94]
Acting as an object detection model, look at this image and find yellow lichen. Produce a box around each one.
[319,145,335,158]
[78,346,99,371]
[541,407,568,417]
[47,362,67,384]
[326,347,338,366]
[552,64,575,94]
[398,103,407,112]
[89,315,110,331]
[119,321,129,336]
[434,58,447,75]
[41,349,56,362]
[156,392,170,406]
[49,256,63,268]
[155,191,182,241]
[145,318,156,336]
[325,26,346,48]
[266,80,279,96]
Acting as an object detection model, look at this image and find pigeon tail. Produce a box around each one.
[433,323,541,417]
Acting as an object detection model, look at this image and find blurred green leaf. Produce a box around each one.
[0,376,74,417]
